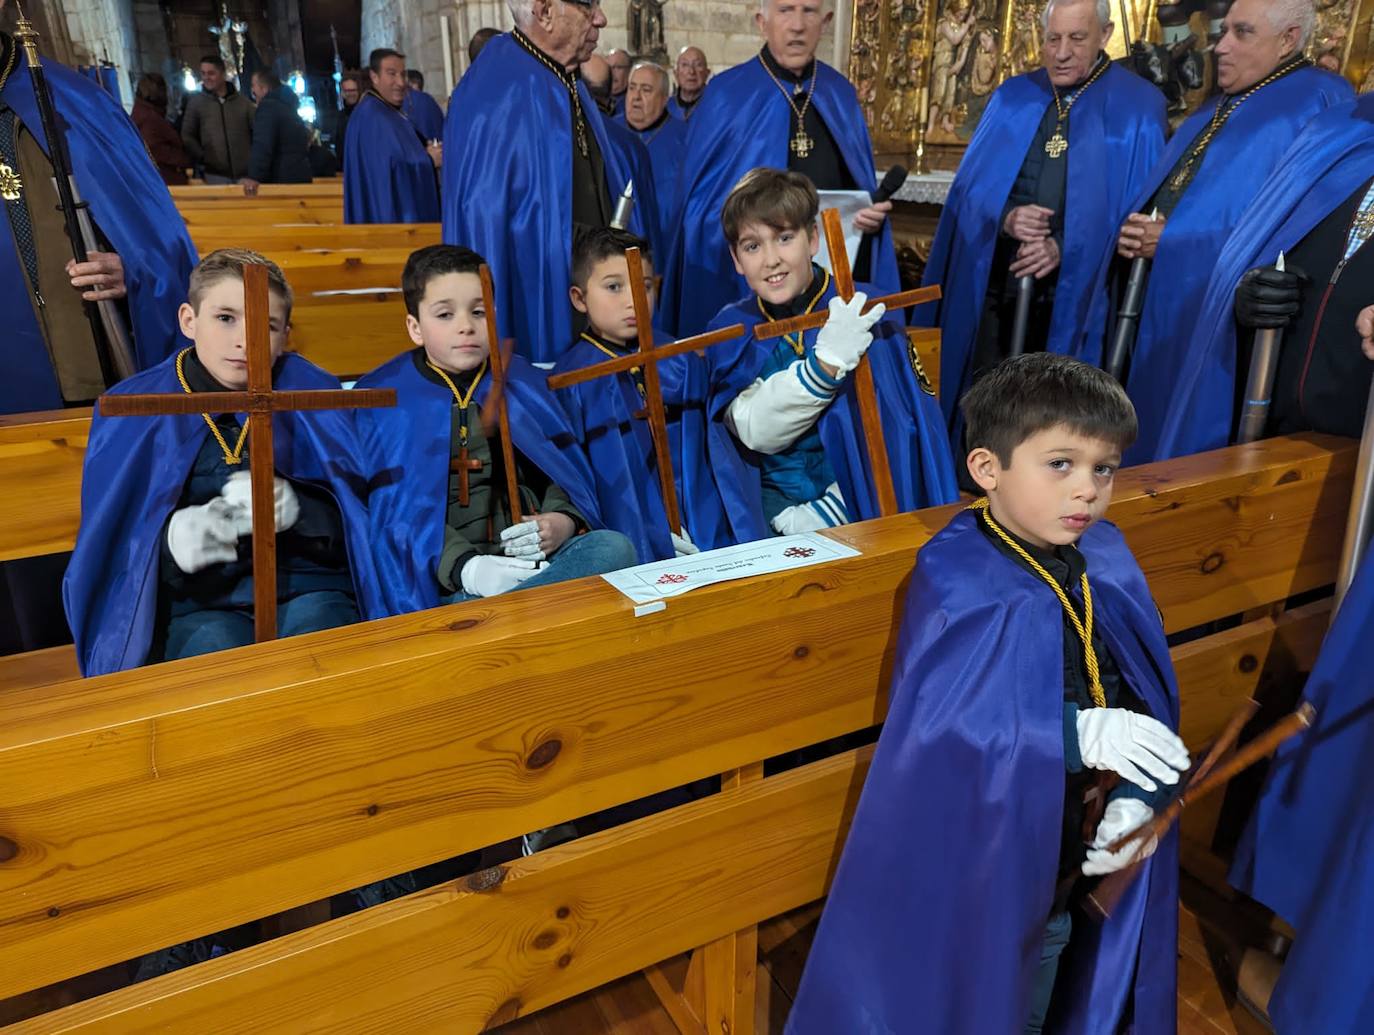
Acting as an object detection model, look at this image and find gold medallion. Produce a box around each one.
[790,131,814,159]
[1044,133,1068,159]
[0,161,21,202]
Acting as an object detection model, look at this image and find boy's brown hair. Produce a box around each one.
[188,248,294,317]
[720,167,819,246]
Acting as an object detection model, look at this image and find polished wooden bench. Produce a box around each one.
[0,433,1351,1033]
[190,223,442,256]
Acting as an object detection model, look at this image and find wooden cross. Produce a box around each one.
[752,207,943,519]
[545,248,745,537]
[477,265,524,525]
[96,264,396,644]
[452,448,483,507]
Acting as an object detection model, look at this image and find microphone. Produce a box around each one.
[871,165,909,204]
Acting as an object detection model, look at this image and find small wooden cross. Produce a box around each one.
[452,446,483,507]
[545,249,745,537]
[752,208,943,519]
[96,264,396,644]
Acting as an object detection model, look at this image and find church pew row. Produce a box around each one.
[189,222,442,256]
[169,182,343,201]
[176,203,344,227]
[0,433,1353,1031]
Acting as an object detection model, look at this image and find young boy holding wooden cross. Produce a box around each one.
[64,248,384,677]
[704,168,957,532]
[551,226,768,562]
[792,354,1191,1034]
[356,244,636,616]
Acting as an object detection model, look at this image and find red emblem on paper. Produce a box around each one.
[783,546,816,559]
[656,573,688,585]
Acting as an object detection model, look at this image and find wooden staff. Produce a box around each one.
[98,264,395,642]
[751,284,942,343]
[478,264,523,525]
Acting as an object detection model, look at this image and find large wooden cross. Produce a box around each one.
[545,248,745,536]
[752,208,942,518]
[96,264,396,644]
[477,264,525,525]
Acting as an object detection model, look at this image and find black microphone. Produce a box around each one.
[871,165,909,204]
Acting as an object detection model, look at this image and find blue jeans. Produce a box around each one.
[442,530,637,603]
[1025,911,1073,1033]
[160,590,360,661]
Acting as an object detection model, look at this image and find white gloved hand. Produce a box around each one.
[166,497,240,574]
[1076,707,1190,793]
[460,554,541,597]
[769,483,848,535]
[220,470,301,536]
[499,520,546,561]
[1082,797,1157,876]
[813,292,886,376]
[670,528,699,557]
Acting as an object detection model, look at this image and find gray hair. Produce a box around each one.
[758,0,829,14]
[1040,0,1112,31]
[1264,0,1316,48]
[506,0,537,26]
[630,60,670,95]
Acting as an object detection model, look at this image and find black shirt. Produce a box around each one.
[673,90,701,118]
[758,46,855,192]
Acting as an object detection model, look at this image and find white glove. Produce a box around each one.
[1082,797,1157,876]
[220,470,300,536]
[460,555,541,597]
[1076,707,1190,793]
[499,520,545,561]
[813,292,886,376]
[166,497,240,574]
[769,483,848,535]
[671,529,699,557]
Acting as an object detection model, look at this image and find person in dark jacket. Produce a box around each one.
[242,69,313,194]
[181,54,255,183]
[131,73,190,185]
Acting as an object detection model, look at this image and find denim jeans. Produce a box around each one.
[160,590,360,661]
[1025,910,1073,1033]
[442,530,638,603]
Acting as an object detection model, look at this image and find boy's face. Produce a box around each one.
[178,277,290,391]
[407,271,490,373]
[967,425,1121,550]
[730,220,820,307]
[569,253,654,345]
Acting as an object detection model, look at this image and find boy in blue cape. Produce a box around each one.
[552,227,768,562]
[791,354,1192,1034]
[356,244,636,617]
[63,249,383,679]
[702,168,957,533]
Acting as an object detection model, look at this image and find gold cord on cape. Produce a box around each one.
[1045,55,1110,158]
[513,30,591,158]
[426,358,487,447]
[756,268,832,357]
[176,346,249,466]
[757,54,820,159]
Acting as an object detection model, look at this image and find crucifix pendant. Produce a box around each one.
[1044,133,1068,159]
[790,130,814,159]
[575,121,589,159]
[0,161,21,202]
[452,445,484,507]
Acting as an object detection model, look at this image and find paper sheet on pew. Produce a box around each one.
[815,190,871,275]
[601,532,861,606]
[312,287,404,296]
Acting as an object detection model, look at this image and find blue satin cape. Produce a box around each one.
[1155,94,1374,460]
[343,92,441,224]
[918,65,1166,441]
[705,280,958,519]
[441,33,661,364]
[1230,552,1374,1033]
[789,511,1180,1034]
[0,56,198,415]
[1091,66,1352,463]
[62,352,385,677]
[355,349,604,617]
[615,113,688,243]
[661,58,899,337]
[402,88,445,142]
[550,331,767,562]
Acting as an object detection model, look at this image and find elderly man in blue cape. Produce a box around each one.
[616,61,688,243]
[667,46,709,121]
[1155,94,1374,460]
[441,4,662,366]
[1229,545,1374,1033]
[344,48,442,224]
[661,0,897,336]
[403,68,445,141]
[1081,0,1352,462]
[917,0,1166,451]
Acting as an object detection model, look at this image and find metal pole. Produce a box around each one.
[1335,376,1374,614]
[1105,256,1149,382]
[1236,251,1288,444]
[1008,275,1034,357]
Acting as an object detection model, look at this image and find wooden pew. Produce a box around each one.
[170,183,343,201]
[190,223,441,256]
[177,202,344,227]
[0,433,1353,1033]
[272,249,410,299]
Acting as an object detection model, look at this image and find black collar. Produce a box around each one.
[579,329,631,354]
[675,89,701,109]
[759,264,827,320]
[181,346,286,395]
[631,109,670,134]
[975,506,1086,588]
[512,28,580,86]
[362,87,402,112]
[411,346,481,396]
[760,44,815,86]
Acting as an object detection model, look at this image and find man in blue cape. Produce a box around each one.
[791,354,1188,1034]
[344,48,441,224]
[403,68,445,141]
[1229,547,1374,1033]
[916,0,1166,449]
[1155,94,1374,460]
[0,17,197,416]
[660,0,898,337]
[617,61,688,241]
[441,6,662,366]
[666,46,709,121]
[1080,0,1351,462]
